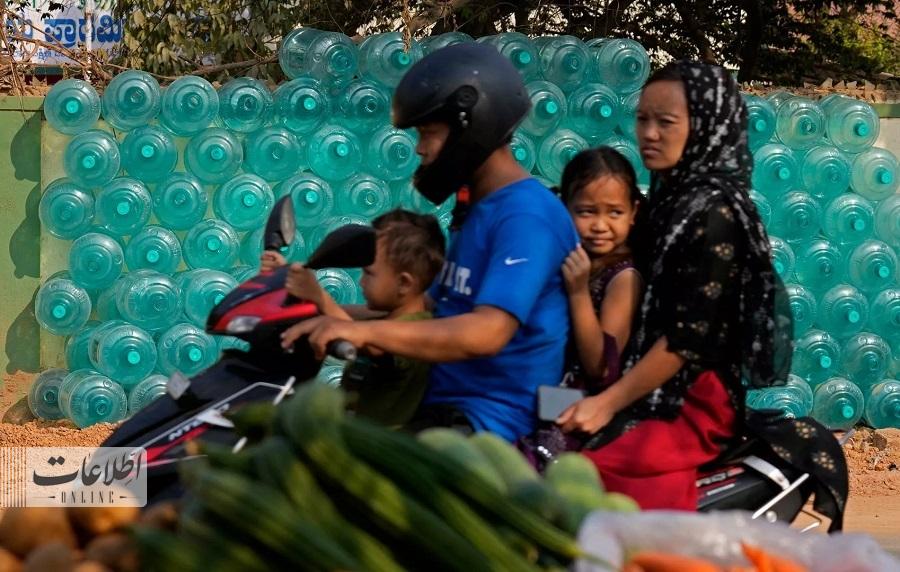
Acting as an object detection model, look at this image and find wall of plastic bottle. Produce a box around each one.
[28,28,899,429]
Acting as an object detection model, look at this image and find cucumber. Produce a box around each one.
[418,428,507,494]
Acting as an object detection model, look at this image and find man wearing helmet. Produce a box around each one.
[282,43,579,441]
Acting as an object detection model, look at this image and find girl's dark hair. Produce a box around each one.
[644,62,683,86]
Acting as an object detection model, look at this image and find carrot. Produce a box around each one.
[741,543,808,572]
[627,551,722,572]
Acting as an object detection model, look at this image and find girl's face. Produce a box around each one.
[568,175,637,258]
[636,80,690,171]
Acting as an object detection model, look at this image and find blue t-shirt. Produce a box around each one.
[425,178,579,441]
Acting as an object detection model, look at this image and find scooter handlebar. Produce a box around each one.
[328,339,357,361]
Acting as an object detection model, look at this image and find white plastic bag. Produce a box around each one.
[575,510,900,572]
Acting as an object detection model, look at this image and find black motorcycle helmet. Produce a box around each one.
[392,42,531,205]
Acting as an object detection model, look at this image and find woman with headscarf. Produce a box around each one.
[555,61,799,511]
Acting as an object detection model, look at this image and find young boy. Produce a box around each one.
[270,209,445,427]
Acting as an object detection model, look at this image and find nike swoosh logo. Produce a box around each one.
[504,257,528,265]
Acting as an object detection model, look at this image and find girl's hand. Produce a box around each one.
[561,245,592,295]
[556,393,616,434]
[285,263,324,309]
[260,251,287,272]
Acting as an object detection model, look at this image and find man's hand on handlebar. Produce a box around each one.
[260,250,287,273]
[281,316,371,360]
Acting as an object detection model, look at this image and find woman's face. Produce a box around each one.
[636,80,690,172]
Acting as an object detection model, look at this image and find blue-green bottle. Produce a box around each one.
[520,80,566,137]
[847,240,897,295]
[850,147,898,202]
[617,90,640,140]
[766,91,795,110]
[799,145,851,204]
[874,194,899,246]
[45,79,101,135]
[786,283,817,338]
[89,321,157,387]
[125,225,182,274]
[184,128,243,184]
[770,191,821,243]
[510,131,537,173]
[239,227,305,267]
[160,76,220,137]
[534,35,589,92]
[156,322,218,376]
[274,77,331,135]
[27,368,69,420]
[69,232,124,290]
[121,125,177,184]
[229,265,259,283]
[213,174,274,231]
[600,135,650,187]
[536,129,587,184]
[775,97,824,150]
[869,289,900,347]
[336,79,391,136]
[825,96,880,154]
[152,172,208,231]
[127,374,169,413]
[58,368,97,419]
[585,38,650,95]
[218,77,273,133]
[358,32,422,88]
[811,377,863,430]
[177,269,237,327]
[841,332,892,391]
[307,124,362,182]
[96,177,152,237]
[742,94,776,151]
[275,173,334,228]
[279,28,358,88]
[218,336,250,356]
[94,287,121,321]
[395,180,437,214]
[115,270,183,333]
[66,321,101,372]
[244,127,303,182]
[421,32,474,55]
[39,178,95,240]
[101,70,161,131]
[64,129,120,189]
[565,83,620,142]
[314,358,345,387]
[752,143,798,199]
[366,126,419,182]
[794,239,842,294]
[316,268,359,305]
[864,380,900,429]
[821,194,874,247]
[746,374,813,419]
[183,219,240,270]
[338,173,392,218]
[36,277,91,336]
[64,371,128,428]
[793,329,841,387]
[476,33,540,81]
[749,190,771,227]
[818,284,869,339]
[768,236,795,279]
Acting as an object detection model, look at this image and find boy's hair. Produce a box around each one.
[371,209,445,291]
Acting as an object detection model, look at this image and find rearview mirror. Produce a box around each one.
[263,196,296,252]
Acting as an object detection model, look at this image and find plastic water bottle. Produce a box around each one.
[177,269,237,327]
[96,177,152,237]
[159,76,219,136]
[520,80,566,137]
[534,35,589,92]
[183,219,240,270]
[366,126,419,182]
[309,215,369,254]
[128,374,169,413]
[775,97,825,150]
[799,145,851,203]
[476,32,540,81]
[63,371,128,428]
[841,332,892,391]
[421,32,473,54]
[565,83,620,142]
[812,377,863,430]
[768,236,795,279]
[316,268,359,305]
[338,173,392,218]
[818,284,869,339]
[36,277,91,336]
[57,369,95,418]
[510,131,537,173]
[230,265,258,283]
[156,323,218,377]
[825,96,880,153]
[244,126,304,182]
[314,359,345,387]
[39,178,94,240]
[45,79,101,135]
[274,173,334,227]
[279,28,358,88]
[847,240,897,295]
[617,90,639,140]
[121,125,177,184]
[793,329,841,387]
[27,369,69,420]
[749,190,771,227]
[864,380,900,429]
[213,174,274,231]
[874,194,899,246]
[766,91,794,110]
[69,232,124,290]
[101,70,161,131]
[585,38,650,95]
[152,172,208,231]
[184,128,243,184]
[218,336,251,356]
[89,321,157,387]
[336,79,391,136]
[536,129,588,184]
[751,144,798,199]
[115,270,183,332]
[358,32,423,88]
[65,321,101,372]
[794,239,843,294]
[786,283,817,337]
[64,129,120,189]
[850,147,898,202]
[600,135,650,187]
[742,95,776,151]
[746,375,813,419]
[274,77,331,135]
[125,225,182,274]
[217,77,273,133]
[821,194,875,247]
[307,124,362,182]
[239,227,305,267]
[869,289,900,346]
[770,191,821,243]
[94,287,121,321]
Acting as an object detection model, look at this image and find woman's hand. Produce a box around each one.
[556,393,617,434]
[281,316,371,360]
[285,263,325,309]
[561,245,592,295]
[260,250,287,272]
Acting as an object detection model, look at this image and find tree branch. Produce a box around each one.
[406,0,477,35]
[671,0,718,63]
[738,0,763,82]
